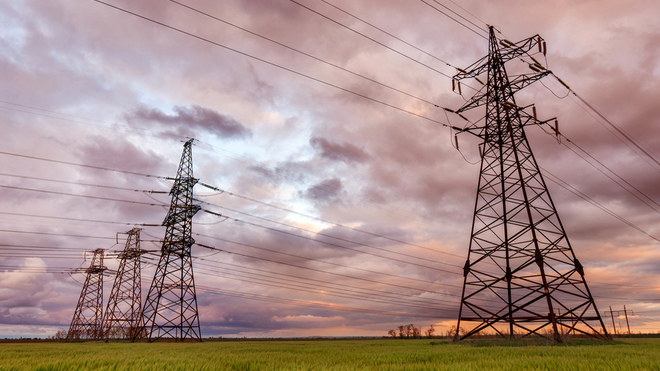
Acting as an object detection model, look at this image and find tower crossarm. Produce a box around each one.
[455,70,552,115]
[453,33,546,81]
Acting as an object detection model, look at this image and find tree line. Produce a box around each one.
[387,324,437,339]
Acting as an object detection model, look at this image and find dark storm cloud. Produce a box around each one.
[302,178,342,202]
[78,135,168,174]
[126,105,251,139]
[310,137,369,163]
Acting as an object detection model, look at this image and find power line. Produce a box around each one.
[317,0,460,68]
[0,99,117,124]
[541,168,660,244]
[0,184,167,207]
[195,140,464,230]
[287,0,471,86]
[0,265,74,274]
[0,228,160,242]
[198,182,464,260]
[92,0,458,130]
[0,100,188,142]
[559,139,660,213]
[193,262,457,312]
[0,211,160,228]
[206,213,459,275]
[197,284,452,319]
[0,169,628,314]
[196,231,463,289]
[170,0,447,109]
[544,72,660,174]
[441,0,489,30]
[193,258,457,306]
[200,201,463,271]
[420,0,488,39]
[0,150,171,179]
[196,240,459,295]
[0,172,168,194]
[571,90,660,169]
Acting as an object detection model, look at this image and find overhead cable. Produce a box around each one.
[93,0,459,130]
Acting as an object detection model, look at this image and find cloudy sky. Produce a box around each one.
[0,0,659,338]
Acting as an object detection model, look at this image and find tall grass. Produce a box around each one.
[0,338,658,370]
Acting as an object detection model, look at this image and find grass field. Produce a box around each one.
[0,338,659,370]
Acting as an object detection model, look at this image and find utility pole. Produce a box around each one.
[66,248,107,341]
[103,228,146,340]
[624,305,632,335]
[452,27,609,342]
[139,139,202,341]
[606,306,634,335]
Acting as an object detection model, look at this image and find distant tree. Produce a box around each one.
[397,325,406,338]
[387,329,397,338]
[425,324,436,338]
[405,324,414,338]
[412,326,422,339]
[49,329,67,340]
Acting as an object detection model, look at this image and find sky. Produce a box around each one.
[0,0,659,339]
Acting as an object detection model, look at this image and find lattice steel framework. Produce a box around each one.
[452,27,609,342]
[140,139,201,341]
[66,248,106,341]
[102,228,146,340]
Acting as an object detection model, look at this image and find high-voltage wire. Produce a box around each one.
[318,0,461,67]
[559,140,660,213]
[0,184,166,207]
[170,0,445,107]
[0,228,160,241]
[570,90,660,170]
[192,259,458,307]
[197,230,462,288]
[287,0,466,85]
[196,284,453,320]
[198,182,464,259]
[0,150,170,179]
[196,241,458,295]
[0,100,189,142]
[92,0,463,129]
[0,211,160,228]
[0,172,168,194]
[420,0,487,39]
[200,203,462,272]
[193,262,457,312]
[542,168,660,243]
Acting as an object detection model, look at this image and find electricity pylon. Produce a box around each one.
[452,26,609,342]
[140,139,202,341]
[102,228,146,340]
[66,248,106,341]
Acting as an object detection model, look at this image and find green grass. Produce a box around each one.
[0,338,658,370]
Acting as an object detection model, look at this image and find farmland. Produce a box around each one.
[0,338,659,370]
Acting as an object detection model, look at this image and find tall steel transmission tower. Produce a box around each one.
[66,248,107,341]
[452,27,609,342]
[140,139,202,341]
[102,228,146,340]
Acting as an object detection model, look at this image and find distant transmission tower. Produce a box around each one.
[102,228,146,340]
[452,27,609,342]
[140,139,202,341]
[67,248,107,341]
